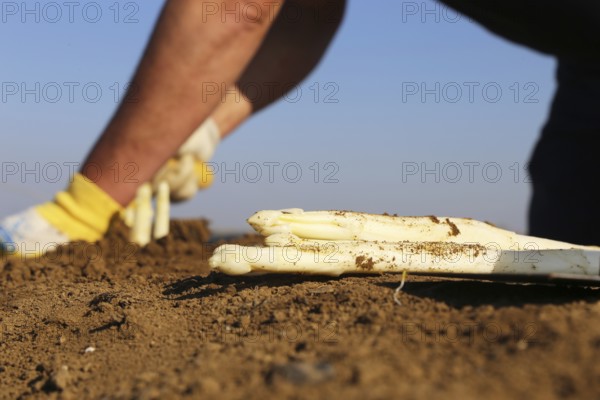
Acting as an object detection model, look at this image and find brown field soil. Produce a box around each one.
[1,217,600,399]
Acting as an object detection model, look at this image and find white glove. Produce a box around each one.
[1,173,123,258]
[0,208,69,257]
[152,117,221,202]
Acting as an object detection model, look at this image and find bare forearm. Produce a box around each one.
[209,0,346,139]
[238,0,346,112]
[83,0,284,205]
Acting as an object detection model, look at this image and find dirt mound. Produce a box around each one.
[1,219,600,399]
[1,215,219,287]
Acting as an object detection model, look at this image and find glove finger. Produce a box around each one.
[166,155,195,192]
[151,162,172,192]
[195,161,215,189]
[171,177,198,202]
[169,155,197,202]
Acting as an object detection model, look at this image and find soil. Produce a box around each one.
[2,217,600,399]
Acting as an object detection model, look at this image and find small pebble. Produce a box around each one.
[270,361,335,385]
[44,365,70,391]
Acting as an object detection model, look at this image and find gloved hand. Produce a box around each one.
[151,117,221,202]
[0,173,122,259]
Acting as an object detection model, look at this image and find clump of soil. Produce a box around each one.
[0,215,260,288]
[445,218,461,236]
[1,218,600,399]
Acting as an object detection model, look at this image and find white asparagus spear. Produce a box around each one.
[209,233,600,277]
[248,209,595,251]
[131,183,153,247]
[123,206,135,228]
[153,181,170,240]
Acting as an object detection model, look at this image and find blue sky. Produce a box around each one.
[0,0,556,234]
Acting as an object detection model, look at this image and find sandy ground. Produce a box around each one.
[1,218,600,399]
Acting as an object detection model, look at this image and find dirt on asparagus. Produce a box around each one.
[1,216,600,400]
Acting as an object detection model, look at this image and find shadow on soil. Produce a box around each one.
[162,272,338,300]
[376,279,600,308]
[163,272,600,308]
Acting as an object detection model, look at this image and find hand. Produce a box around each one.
[1,174,123,258]
[151,118,221,202]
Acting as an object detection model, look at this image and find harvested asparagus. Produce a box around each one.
[248,209,592,250]
[131,184,154,247]
[209,209,600,276]
[153,181,170,240]
[128,182,171,246]
[210,233,600,276]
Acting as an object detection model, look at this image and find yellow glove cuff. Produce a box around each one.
[195,161,215,189]
[36,173,123,242]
